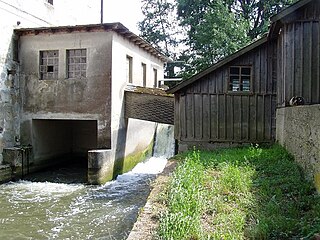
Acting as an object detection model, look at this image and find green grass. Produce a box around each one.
[158,144,320,239]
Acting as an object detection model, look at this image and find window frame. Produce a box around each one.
[153,68,158,88]
[126,55,133,84]
[39,50,59,80]
[142,63,147,87]
[228,66,253,94]
[66,48,87,79]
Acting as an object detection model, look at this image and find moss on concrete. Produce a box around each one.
[0,165,13,183]
[88,167,114,185]
[113,141,154,177]
[97,169,114,184]
[122,141,153,173]
[126,86,174,97]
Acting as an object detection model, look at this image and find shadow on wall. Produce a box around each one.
[112,116,128,179]
[0,34,20,164]
[112,99,155,179]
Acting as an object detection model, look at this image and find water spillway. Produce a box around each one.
[0,123,174,239]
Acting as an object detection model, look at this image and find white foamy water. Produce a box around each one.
[153,124,175,158]
[128,157,167,175]
[0,123,175,239]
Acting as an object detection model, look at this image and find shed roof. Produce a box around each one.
[167,0,313,94]
[269,0,313,38]
[270,0,313,22]
[14,22,169,62]
[167,36,268,94]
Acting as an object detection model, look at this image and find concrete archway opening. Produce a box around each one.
[31,119,98,177]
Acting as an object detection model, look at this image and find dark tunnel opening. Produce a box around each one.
[25,119,98,183]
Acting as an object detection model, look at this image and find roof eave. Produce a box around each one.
[270,0,313,22]
[14,22,169,63]
[168,0,315,94]
[167,36,268,94]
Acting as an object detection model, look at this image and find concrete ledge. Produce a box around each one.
[3,147,22,166]
[88,149,114,184]
[0,164,12,183]
[127,160,178,240]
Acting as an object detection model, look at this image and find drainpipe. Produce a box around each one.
[100,0,104,24]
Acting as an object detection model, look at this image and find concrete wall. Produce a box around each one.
[17,29,165,184]
[19,31,113,155]
[112,33,164,89]
[32,119,97,162]
[111,31,164,130]
[276,105,320,191]
[0,0,99,165]
[0,0,99,28]
[0,34,19,164]
[109,33,164,180]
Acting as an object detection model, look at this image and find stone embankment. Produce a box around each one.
[127,160,177,240]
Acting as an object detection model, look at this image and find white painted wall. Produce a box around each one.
[18,30,113,154]
[17,26,166,175]
[0,0,99,28]
[111,32,165,157]
[0,0,100,164]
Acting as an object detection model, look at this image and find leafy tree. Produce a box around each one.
[224,0,298,40]
[178,0,250,75]
[138,0,181,58]
[139,0,298,78]
[176,0,298,76]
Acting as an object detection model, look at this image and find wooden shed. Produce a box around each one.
[167,0,320,151]
[269,0,320,106]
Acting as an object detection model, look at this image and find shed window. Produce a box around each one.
[39,50,59,80]
[229,66,251,92]
[67,49,87,78]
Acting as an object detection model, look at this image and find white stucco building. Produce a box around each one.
[0,20,168,184]
[0,0,100,164]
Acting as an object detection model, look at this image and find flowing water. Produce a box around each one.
[0,124,174,240]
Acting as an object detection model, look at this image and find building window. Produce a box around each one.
[67,49,87,79]
[229,66,251,92]
[47,0,53,5]
[39,50,59,80]
[126,55,133,83]
[142,63,147,87]
[153,68,158,88]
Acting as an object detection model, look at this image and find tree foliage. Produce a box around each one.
[177,0,250,76]
[138,0,181,58]
[139,0,298,78]
[224,0,298,39]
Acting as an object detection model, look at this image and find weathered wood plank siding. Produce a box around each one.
[277,1,320,106]
[175,41,277,143]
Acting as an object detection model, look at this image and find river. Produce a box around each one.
[0,124,174,239]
